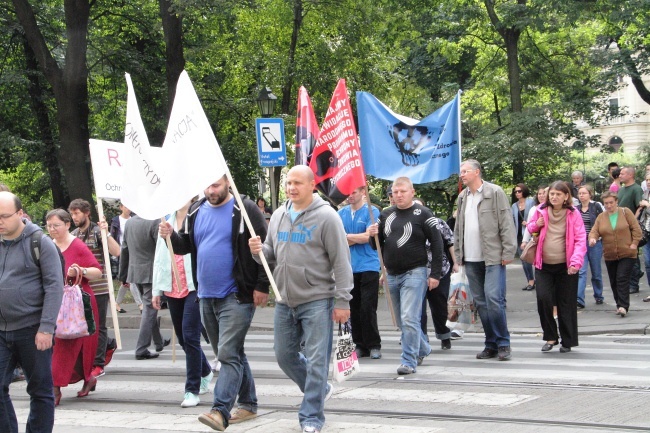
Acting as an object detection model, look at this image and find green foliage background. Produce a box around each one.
[0,0,649,221]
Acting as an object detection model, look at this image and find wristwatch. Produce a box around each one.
[82,268,87,276]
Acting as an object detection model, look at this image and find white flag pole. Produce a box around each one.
[96,199,122,350]
[363,189,397,328]
[221,162,281,302]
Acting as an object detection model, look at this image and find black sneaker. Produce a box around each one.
[497,346,512,361]
[476,348,498,359]
[596,299,604,305]
[577,303,585,309]
[441,339,451,350]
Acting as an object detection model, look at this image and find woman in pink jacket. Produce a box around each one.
[527,181,586,353]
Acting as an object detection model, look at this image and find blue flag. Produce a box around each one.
[357,91,461,184]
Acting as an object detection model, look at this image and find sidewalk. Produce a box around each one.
[110,261,650,335]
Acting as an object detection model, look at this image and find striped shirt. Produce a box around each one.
[72,223,109,295]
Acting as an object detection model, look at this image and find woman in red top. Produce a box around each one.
[46,209,102,406]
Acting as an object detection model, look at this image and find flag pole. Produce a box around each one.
[96,199,122,350]
[160,217,183,291]
[363,189,397,328]
[221,165,282,303]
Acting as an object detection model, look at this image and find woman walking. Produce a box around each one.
[152,201,213,408]
[576,185,605,308]
[512,184,535,291]
[47,209,102,405]
[527,181,586,353]
[589,191,642,317]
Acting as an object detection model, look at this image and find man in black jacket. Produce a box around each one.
[369,177,443,375]
[160,175,269,431]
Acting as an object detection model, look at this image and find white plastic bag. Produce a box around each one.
[446,267,475,332]
[332,321,360,383]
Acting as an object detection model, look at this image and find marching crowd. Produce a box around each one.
[1,158,649,433]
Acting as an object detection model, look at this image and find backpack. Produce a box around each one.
[30,231,66,282]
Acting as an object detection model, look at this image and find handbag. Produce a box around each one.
[81,290,96,335]
[446,267,474,331]
[520,235,538,264]
[332,321,360,383]
[55,272,91,339]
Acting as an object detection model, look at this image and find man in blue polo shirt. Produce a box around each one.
[338,187,382,359]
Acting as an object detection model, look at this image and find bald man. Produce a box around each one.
[0,192,63,433]
[249,166,353,433]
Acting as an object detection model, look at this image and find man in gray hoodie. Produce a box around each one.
[0,192,63,433]
[249,165,353,433]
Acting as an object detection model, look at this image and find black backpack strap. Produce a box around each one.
[30,231,43,266]
[30,231,66,282]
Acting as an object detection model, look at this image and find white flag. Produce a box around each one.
[121,73,162,214]
[122,70,227,219]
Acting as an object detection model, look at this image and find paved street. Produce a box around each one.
[10,261,650,432]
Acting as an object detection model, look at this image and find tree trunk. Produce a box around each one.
[159,0,185,120]
[504,30,523,113]
[21,36,70,208]
[281,0,303,114]
[618,47,650,105]
[483,0,525,184]
[12,0,96,219]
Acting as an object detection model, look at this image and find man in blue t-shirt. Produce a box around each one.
[338,187,382,360]
[161,175,269,431]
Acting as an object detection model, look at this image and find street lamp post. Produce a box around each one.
[257,87,278,210]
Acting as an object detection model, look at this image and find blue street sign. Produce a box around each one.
[255,118,287,167]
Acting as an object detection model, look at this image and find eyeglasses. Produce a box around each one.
[46,223,65,230]
[0,210,19,221]
[514,190,522,193]
[459,169,476,175]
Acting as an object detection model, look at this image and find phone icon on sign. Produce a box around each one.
[262,127,280,149]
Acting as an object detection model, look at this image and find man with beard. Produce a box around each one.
[68,199,121,377]
[160,175,269,431]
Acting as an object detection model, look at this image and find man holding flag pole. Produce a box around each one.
[249,165,353,433]
[120,70,281,430]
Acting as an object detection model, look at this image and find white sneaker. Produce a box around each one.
[450,330,463,340]
[181,392,200,408]
[324,383,334,401]
[199,371,214,395]
[303,426,320,433]
[211,358,221,372]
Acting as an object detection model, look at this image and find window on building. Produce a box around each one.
[609,136,623,152]
[608,98,619,117]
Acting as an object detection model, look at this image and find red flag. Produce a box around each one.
[309,79,366,205]
[295,86,319,166]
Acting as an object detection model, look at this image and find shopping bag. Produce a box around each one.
[446,267,475,331]
[55,273,90,339]
[332,321,360,383]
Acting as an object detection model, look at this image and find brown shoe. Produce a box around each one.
[229,408,257,424]
[198,410,226,431]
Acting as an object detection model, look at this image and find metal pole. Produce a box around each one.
[269,167,276,211]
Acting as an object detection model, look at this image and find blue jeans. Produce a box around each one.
[643,243,650,286]
[387,267,431,369]
[167,291,211,394]
[0,324,54,433]
[464,261,510,349]
[274,298,334,431]
[201,294,257,426]
[578,240,604,304]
